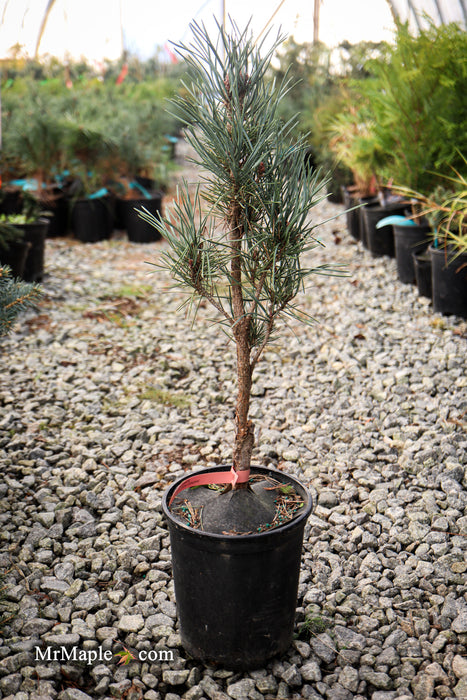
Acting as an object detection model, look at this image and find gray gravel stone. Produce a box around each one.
[453,654,467,679]
[21,618,56,635]
[0,673,22,695]
[163,669,190,685]
[300,661,322,682]
[360,669,393,690]
[57,690,94,700]
[454,677,467,699]
[310,633,337,664]
[117,614,145,632]
[452,612,467,634]
[338,665,359,693]
[412,673,435,700]
[226,678,256,698]
[73,588,100,612]
[334,625,367,652]
[255,674,278,694]
[281,663,302,686]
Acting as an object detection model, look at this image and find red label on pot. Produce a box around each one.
[169,467,250,505]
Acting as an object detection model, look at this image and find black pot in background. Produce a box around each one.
[393,223,432,284]
[22,220,49,282]
[0,239,31,279]
[162,465,313,670]
[430,245,467,319]
[362,202,409,258]
[358,196,379,249]
[42,189,69,238]
[135,175,157,192]
[0,189,23,216]
[341,187,360,241]
[119,192,163,243]
[413,249,432,299]
[71,196,114,243]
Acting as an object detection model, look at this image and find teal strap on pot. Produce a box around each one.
[130,181,152,199]
[55,170,70,185]
[376,215,417,229]
[9,178,39,191]
[89,188,108,199]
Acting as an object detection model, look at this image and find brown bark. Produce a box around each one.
[229,197,254,482]
[232,338,254,479]
[224,74,256,483]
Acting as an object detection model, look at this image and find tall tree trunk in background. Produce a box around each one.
[35,0,57,58]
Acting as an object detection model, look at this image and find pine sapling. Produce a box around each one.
[140,20,343,512]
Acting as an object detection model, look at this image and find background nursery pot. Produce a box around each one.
[362,202,408,258]
[341,186,360,241]
[393,222,432,284]
[71,196,114,243]
[0,216,48,282]
[119,192,163,243]
[412,248,432,299]
[162,465,313,669]
[430,245,467,318]
[21,219,49,282]
[0,239,31,280]
[358,196,379,249]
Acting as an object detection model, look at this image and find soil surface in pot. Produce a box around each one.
[170,473,305,535]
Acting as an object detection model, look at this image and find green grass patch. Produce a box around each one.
[113,284,152,299]
[139,387,191,409]
[296,614,332,638]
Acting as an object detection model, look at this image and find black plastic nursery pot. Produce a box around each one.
[393,223,432,284]
[135,175,157,191]
[119,193,163,243]
[430,245,467,319]
[162,465,313,670]
[341,187,360,241]
[363,202,410,258]
[21,219,49,282]
[358,196,379,249]
[71,196,114,243]
[412,249,432,300]
[44,189,69,238]
[0,239,31,279]
[0,188,23,216]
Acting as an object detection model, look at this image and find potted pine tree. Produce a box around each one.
[140,21,344,669]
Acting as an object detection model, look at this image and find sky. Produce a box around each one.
[0,0,397,63]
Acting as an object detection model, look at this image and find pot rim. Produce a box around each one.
[162,464,314,543]
[429,242,466,253]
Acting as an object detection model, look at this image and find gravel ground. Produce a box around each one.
[0,141,466,700]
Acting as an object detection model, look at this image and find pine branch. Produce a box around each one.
[0,266,43,337]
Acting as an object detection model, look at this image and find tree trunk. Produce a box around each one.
[229,197,254,483]
[232,328,254,482]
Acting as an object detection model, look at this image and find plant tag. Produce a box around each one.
[169,467,250,506]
